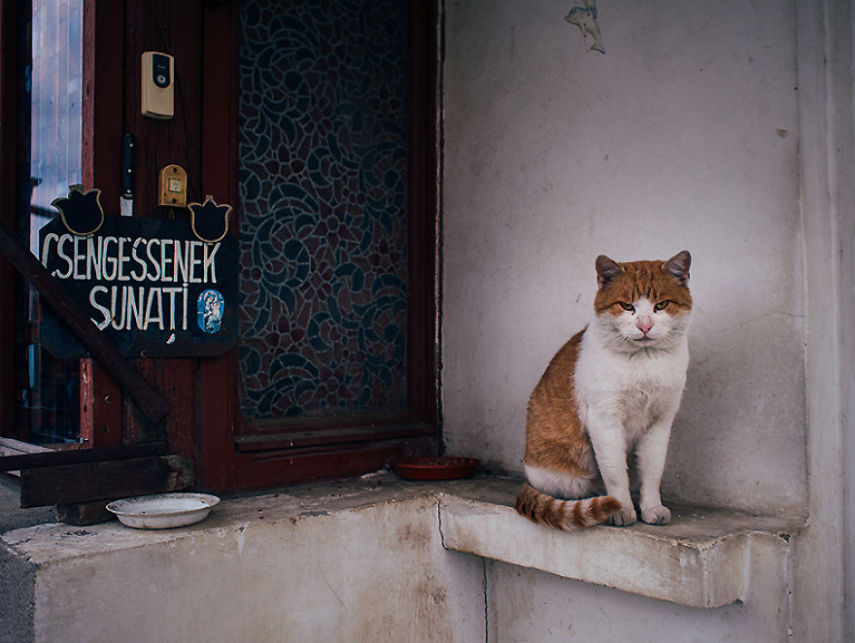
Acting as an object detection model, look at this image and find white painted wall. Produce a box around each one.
[486,534,792,643]
[442,0,806,515]
[790,0,854,640]
[442,0,852,640]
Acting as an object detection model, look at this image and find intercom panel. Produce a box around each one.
[141,51,174,119]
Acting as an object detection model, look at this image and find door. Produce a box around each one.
[234,0,436,430]
[1,0,440,492]
[221,0,440,489]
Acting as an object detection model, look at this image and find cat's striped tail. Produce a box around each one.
[514,483,621,530]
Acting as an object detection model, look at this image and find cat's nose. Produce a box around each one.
[636,316,653,335]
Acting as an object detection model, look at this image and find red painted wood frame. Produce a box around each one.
[199,0,442,493]
[79,0,125,448]
[0,0,441,493]
[77,0,202,459]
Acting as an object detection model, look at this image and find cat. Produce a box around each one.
[515,251,692,530]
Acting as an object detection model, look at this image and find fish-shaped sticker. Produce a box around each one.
[565,1,605,54]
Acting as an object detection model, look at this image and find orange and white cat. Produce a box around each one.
[515,251,692,530]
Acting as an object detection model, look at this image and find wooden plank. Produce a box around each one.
[79,358,124,447]
[0,442,166,472]
[0,438,53,478]
[234,423,435,452]
[131,358,196,461]
[233,437,439,492]
[82,0,124,206]
[408,0,441,426]
[20,455,193,507]
[81,0,127,445]
[197,0,239,495]
[120,0,203,473]
[242,408,414,433]
[198,353,236,494]
[0,216,170,423]
[125,0,203,216]
[0,437,53,455]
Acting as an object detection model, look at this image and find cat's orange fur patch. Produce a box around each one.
[594,259,692,315]
[523,330,595,477]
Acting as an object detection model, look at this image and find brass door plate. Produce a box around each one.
[159,164,187,207]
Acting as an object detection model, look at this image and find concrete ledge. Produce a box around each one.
[437,478,804,608]
[1,474,805,642]
[0,474,486,643]
[1,474,444,566]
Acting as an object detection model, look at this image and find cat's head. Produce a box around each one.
[592,251,692,353]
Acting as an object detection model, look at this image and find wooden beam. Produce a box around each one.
[19,455,193,507]
[0,442,166,472]
[234,423,434,452]
[0,438,52,477]
[0,217,170,422]
[233,436,439,492]
[198,0,239,494]
[79,358,124,447]
[80,0,127,447]
[0,437,52,456]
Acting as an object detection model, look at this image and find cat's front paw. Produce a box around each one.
[641,505,671,525]
[608,506,637,527]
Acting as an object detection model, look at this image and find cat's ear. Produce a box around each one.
[663,250,691,286]
[595,255,622,289]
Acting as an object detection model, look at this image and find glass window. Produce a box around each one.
[14,0,83,444]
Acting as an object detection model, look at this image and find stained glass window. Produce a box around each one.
[238,0,410,419]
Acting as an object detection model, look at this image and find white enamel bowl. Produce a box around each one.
[106,492,221,529]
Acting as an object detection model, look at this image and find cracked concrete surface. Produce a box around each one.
[1,473,804,642]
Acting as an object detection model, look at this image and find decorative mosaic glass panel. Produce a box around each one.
[238,0,409,419]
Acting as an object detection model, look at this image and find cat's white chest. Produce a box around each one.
[575,328,688,438]
[616,383,674,440]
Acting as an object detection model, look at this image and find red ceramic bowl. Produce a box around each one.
[391,456,480,480]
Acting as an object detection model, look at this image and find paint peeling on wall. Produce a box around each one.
[564,1,604,54]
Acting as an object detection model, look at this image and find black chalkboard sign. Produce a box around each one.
[39,213,238,358]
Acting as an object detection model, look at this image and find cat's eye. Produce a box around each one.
[618,302,634,312]
[654,300,670,311]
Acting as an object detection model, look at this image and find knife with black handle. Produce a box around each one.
[120,133,135,216]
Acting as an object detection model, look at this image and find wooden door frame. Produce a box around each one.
[198,0,442,493]
[0,0,441,494]
[197,0,240,492]
[78,0,126,448]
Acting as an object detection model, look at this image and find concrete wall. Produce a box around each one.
[486,531,792,643]
[790,0,854,640]
[442,0,806,517]
[3,488,485,643]
[442,0,851,640]
[0,478,55,642]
